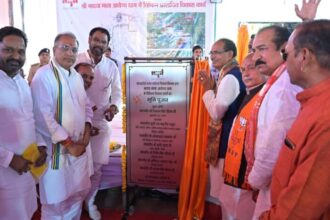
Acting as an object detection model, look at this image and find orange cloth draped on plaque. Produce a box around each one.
[178,60,210,220]
[236,24,249,65]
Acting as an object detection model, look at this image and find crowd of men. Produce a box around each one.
[0,27,121,220]
[196,0,329,219]
[1,0,329,219]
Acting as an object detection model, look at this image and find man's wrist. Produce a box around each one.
[85,122,92,128]
[60,137,73,148]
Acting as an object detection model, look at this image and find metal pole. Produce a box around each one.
[8,0,14,26]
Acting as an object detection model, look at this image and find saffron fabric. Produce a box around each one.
[178,60,210,220]
[245,64,286,181]
[236,25,250,65]
[224,94,258,189]
[261,78,330,220]
[246,70,301,219]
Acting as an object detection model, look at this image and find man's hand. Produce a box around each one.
[82,122,91,146]
[91,126,100,136]
[9,154,32,175]
[35,146,47,167]
[295,0,321,21]
[66,142,86,157]
[198,70,215,91]
[104,104,119,121]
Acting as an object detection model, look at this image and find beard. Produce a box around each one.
[91,46,104,57]
[3,59,24,77]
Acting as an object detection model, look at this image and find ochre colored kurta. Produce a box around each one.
[261,78,330,220]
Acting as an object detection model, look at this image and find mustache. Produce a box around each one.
[7,59,22,65]
[255,59,266,66]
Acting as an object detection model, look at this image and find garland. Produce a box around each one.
[121,144,127,193]
[122,63,127,133]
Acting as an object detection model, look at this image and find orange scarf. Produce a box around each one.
[224,94,258,189]
[178,60,210,220]
[244,64,286,182]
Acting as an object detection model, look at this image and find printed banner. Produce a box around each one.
[56,0,215,65]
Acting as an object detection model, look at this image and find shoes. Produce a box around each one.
[87,204,101,220]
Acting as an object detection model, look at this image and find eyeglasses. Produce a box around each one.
[56,44,78,54]
[281,49,288,61]
[209,50,228,55]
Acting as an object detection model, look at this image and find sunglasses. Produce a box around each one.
[281,49,288,61]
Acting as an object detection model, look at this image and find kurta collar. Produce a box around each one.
[51,58,74,77]
[246,83,265,95]
[297,77,330,104]
[0,69,21,81]
[86,50,104,66]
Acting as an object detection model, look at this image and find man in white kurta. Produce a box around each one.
[0,26,46,220]
[199,39,246,220]
[248,70,300,219]
[76,27,122,220]
[247,26,301,219]
[31,32,93,220]
[247,3,320,218]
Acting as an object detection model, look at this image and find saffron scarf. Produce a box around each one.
[178,60,210,220]
[244,64,286,181]
[223,94,258,189]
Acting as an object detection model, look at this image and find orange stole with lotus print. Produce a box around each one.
[178,60,210,220]
[224,94,258,189]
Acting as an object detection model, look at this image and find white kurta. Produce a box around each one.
[202,74,241,220]
[76,52,122,165]
[248,70,301,219]
[0,70,38,220]
[31,60,93,205]
[202,74,240,122]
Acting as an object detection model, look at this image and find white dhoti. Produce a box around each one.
[39,152,91,219]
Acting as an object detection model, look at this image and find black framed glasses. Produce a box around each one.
[281,49,288,61]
